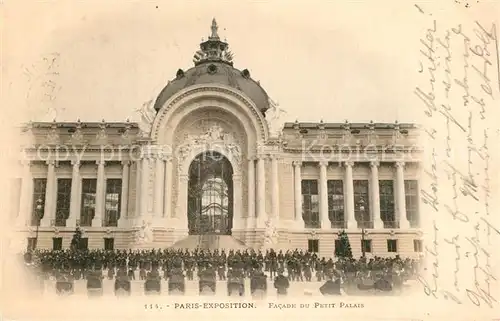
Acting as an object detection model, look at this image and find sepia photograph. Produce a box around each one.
[1,1,499,320]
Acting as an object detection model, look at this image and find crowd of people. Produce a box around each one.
[22,248,422,297]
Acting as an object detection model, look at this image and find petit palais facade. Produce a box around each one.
[9,20,424,259]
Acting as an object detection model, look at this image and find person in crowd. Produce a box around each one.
[114,272,131,296]
[217,257,226,281]
[303,262,312,282]
[319,275,342,295]
[250,265,267,299]
[24,247,420,296]
[144,268,161,295]
[168,259,185,295]
[273,269,290,297]
[227,266,245,296]
[198,261,216,295]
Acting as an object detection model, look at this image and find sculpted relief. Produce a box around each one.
[174,117,245,175]
[135,220,154,244]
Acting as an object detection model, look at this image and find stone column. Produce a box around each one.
[177,174,189,231]
[163,156,173,218]
[41,160,55,227]
[293,161,305,228]
[17,160,33,227]
[370,161,384,229]
[232,173,243,229]
[256,155,267,226]
[134,161,141,218]
[92,160,105,227]
[140,156,150,217]
[119,161,130,226]
[344,161,356,229]
[67,160,80,227]
[154,155,164,218]
[319,160,330,229]
[246,157,256,229]
[396,161,410,229]
[271,155,280,220]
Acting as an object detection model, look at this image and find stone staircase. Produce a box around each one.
[217,235,247,250]
[170,235,248,250]
[169,235,202,249]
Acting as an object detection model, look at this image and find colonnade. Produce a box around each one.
[18,148,411,231]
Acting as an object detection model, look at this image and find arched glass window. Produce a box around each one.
[188,152,233,235]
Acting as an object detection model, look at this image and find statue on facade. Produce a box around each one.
[341,120,353,145]
[225,143,241,163]
[95,121,108,144]
[263,218,278,249]
[136,220,153,244]
[135,99,156,135]
[46,122,60,145]
[266,98,286,138]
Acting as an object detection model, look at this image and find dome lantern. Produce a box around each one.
[154,19,270,114]
[193,18,234,66]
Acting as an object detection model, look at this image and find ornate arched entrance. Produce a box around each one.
[187,151,233,235]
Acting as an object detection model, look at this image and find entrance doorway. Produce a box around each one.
[187,151,233,235]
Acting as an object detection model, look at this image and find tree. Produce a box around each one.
[70,227,83,251]
[335,230,353,259]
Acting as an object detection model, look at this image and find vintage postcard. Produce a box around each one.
[1,1,499,320]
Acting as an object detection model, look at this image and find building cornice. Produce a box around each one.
[283,122,420,130]
[22,121,140,130]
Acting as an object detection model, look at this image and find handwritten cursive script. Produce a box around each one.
[415,7,499,308]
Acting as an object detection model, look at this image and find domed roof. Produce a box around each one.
[153,19,270,113]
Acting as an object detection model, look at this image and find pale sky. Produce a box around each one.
[3,0,497,127]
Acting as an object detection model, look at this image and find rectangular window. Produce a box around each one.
[353,180,370,228]
[104,179,122,227]
[405,180,420,228]
[9,178,22,223]
[27,237,37,251]
[308,239,319,253]
[104,238,115,251]
[55,178,72,227]
[334,239,341,254]
[379,180,397,228]
[31,178,47,226]
[80,238,89,250]
[80,179,97,227]
[362,239,372,253]
[52,237,63,250]
[413,239,423,252]
[387,239,398,253]
[327,180,345,228]
[302,180,320,228]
